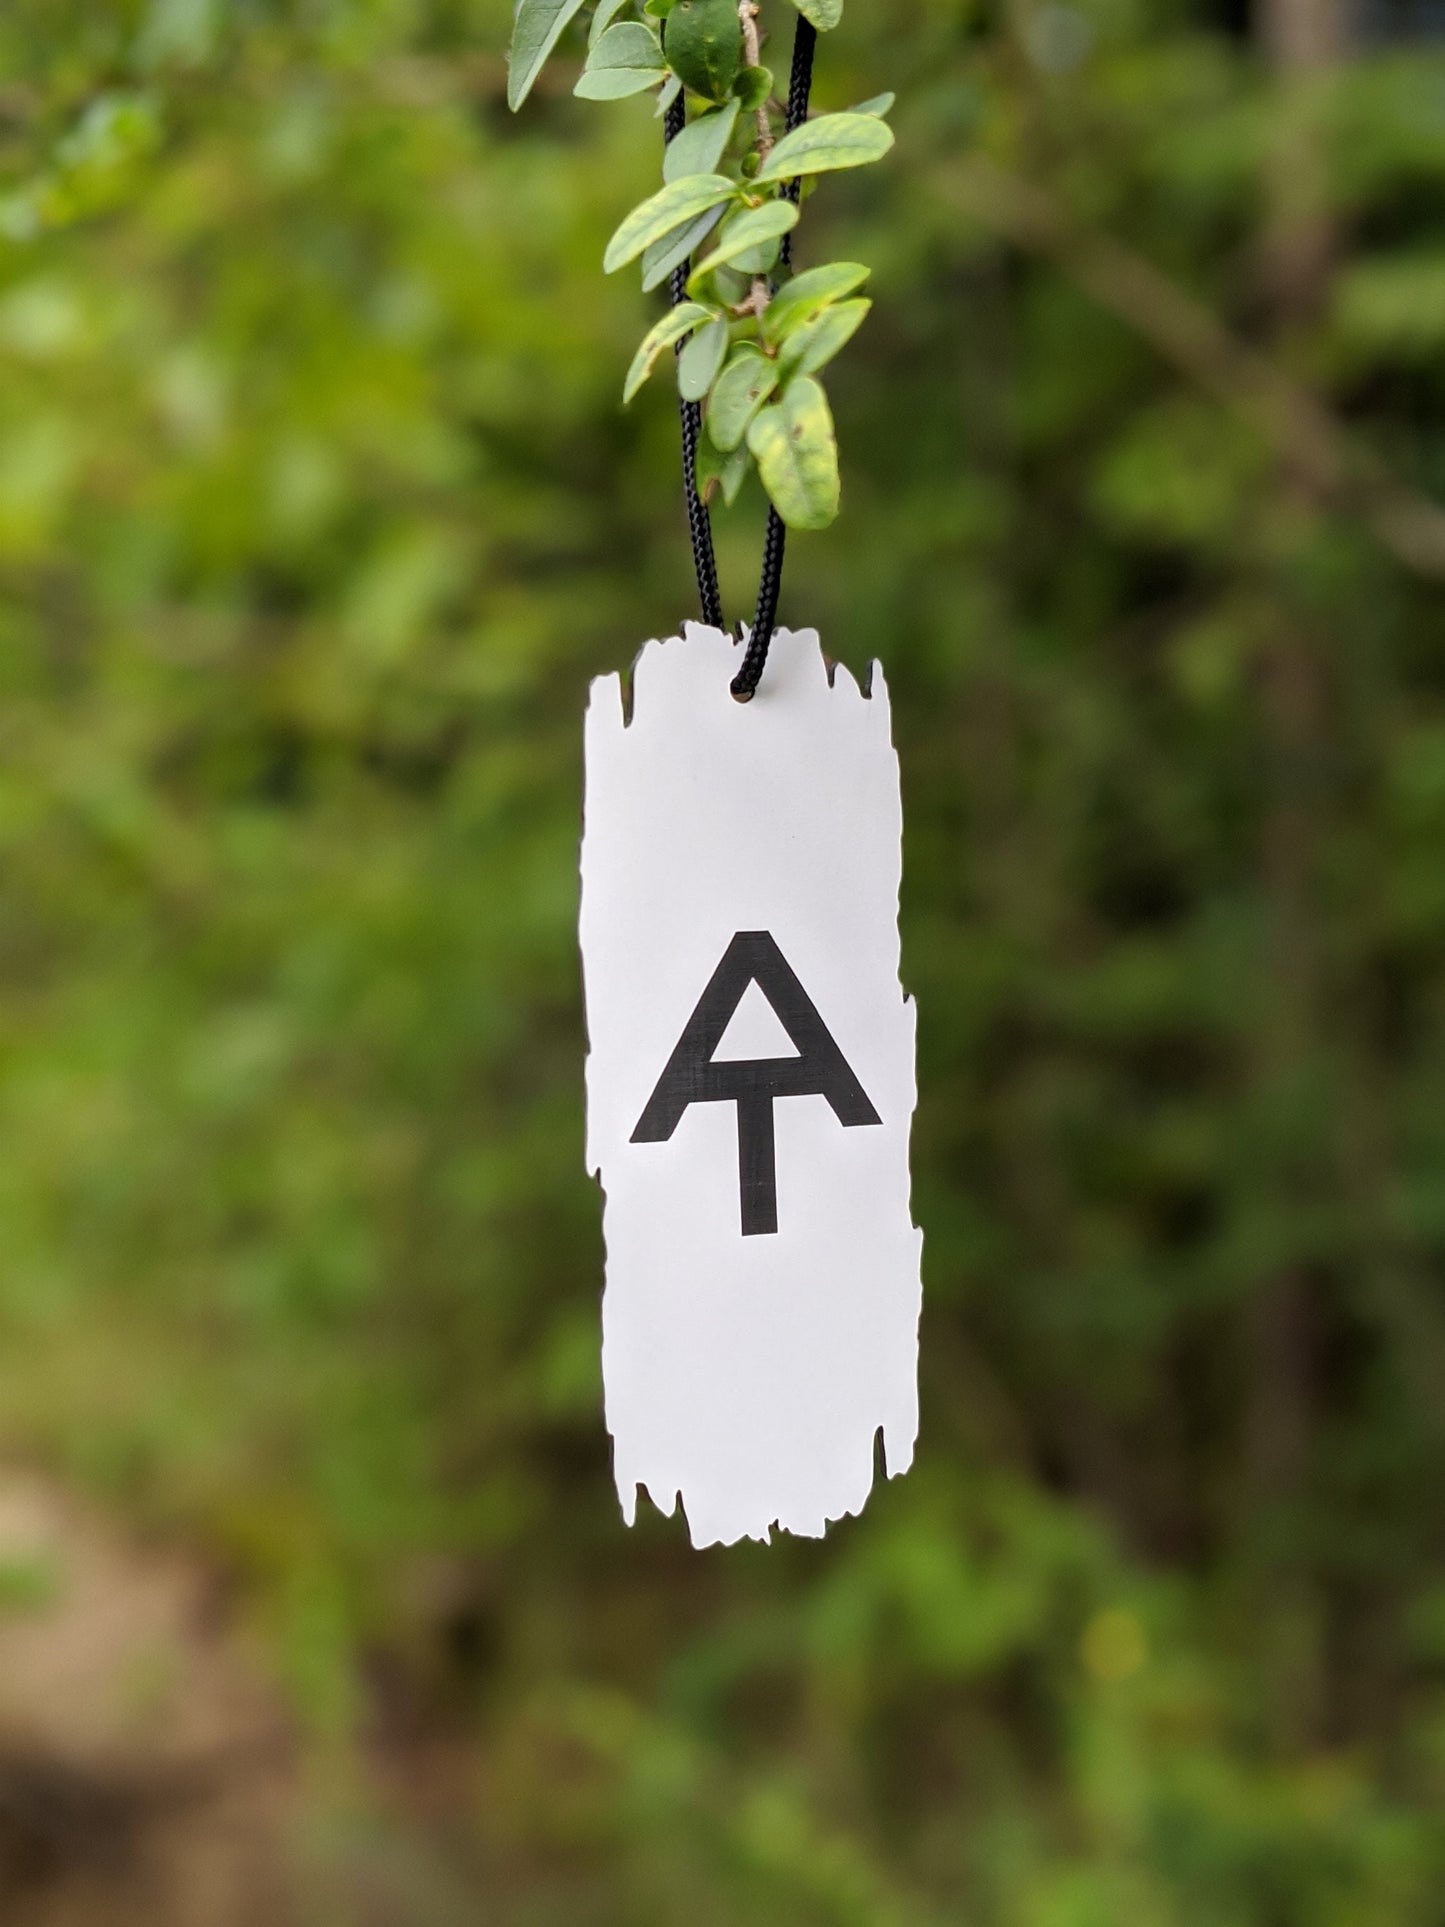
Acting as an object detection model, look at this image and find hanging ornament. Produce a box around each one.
[580,626,921,1546]
[505,0,918,1542]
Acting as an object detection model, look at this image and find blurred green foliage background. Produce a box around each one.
[4,0,1445,1920]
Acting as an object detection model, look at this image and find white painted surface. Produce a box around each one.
[580,625,922,1547]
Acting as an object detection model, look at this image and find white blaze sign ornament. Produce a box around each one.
[580,625,922,1547]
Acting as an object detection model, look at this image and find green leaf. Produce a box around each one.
[640,205,726,289]
[575,21,666,97]
[728,236,780,274]
[705,346,778,450]
[603,174,738,273]
[848,90,894,116]
[663,0,743,103]
[753,111,894,185]
[760,261,869,344]
[788,0,842,27]
[690,200,798,278]
[747,375,839,529]
[677,315,730,401]
[733,64,773,111]
[696,436,752,506]
[623,301,715,402]
[654,73,683,113]
[777,295,870,377]
[577,66,667,99]
[711,263,752,304]
[507,0,590,109]
[663,99,739,181]
[643,0,677,15]
[589,0,633,46]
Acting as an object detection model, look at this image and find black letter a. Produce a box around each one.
[630,931,880,1237]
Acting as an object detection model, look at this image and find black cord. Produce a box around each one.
[661,17,817,697]
[776,15,817,275]
[664,91,725,633]
[730,14,816,703]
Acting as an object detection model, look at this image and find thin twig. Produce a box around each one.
[738,1,771,156]
[737,0,774,320]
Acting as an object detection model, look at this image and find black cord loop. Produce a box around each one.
[663,15,817,701]
[776,15,817,278]
[664,90,725,633]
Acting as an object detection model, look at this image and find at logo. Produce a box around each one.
[631,930,880,1236]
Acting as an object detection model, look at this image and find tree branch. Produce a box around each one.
[935,154,1445,579]
[738,1,772,159]
[738,0,773,319]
